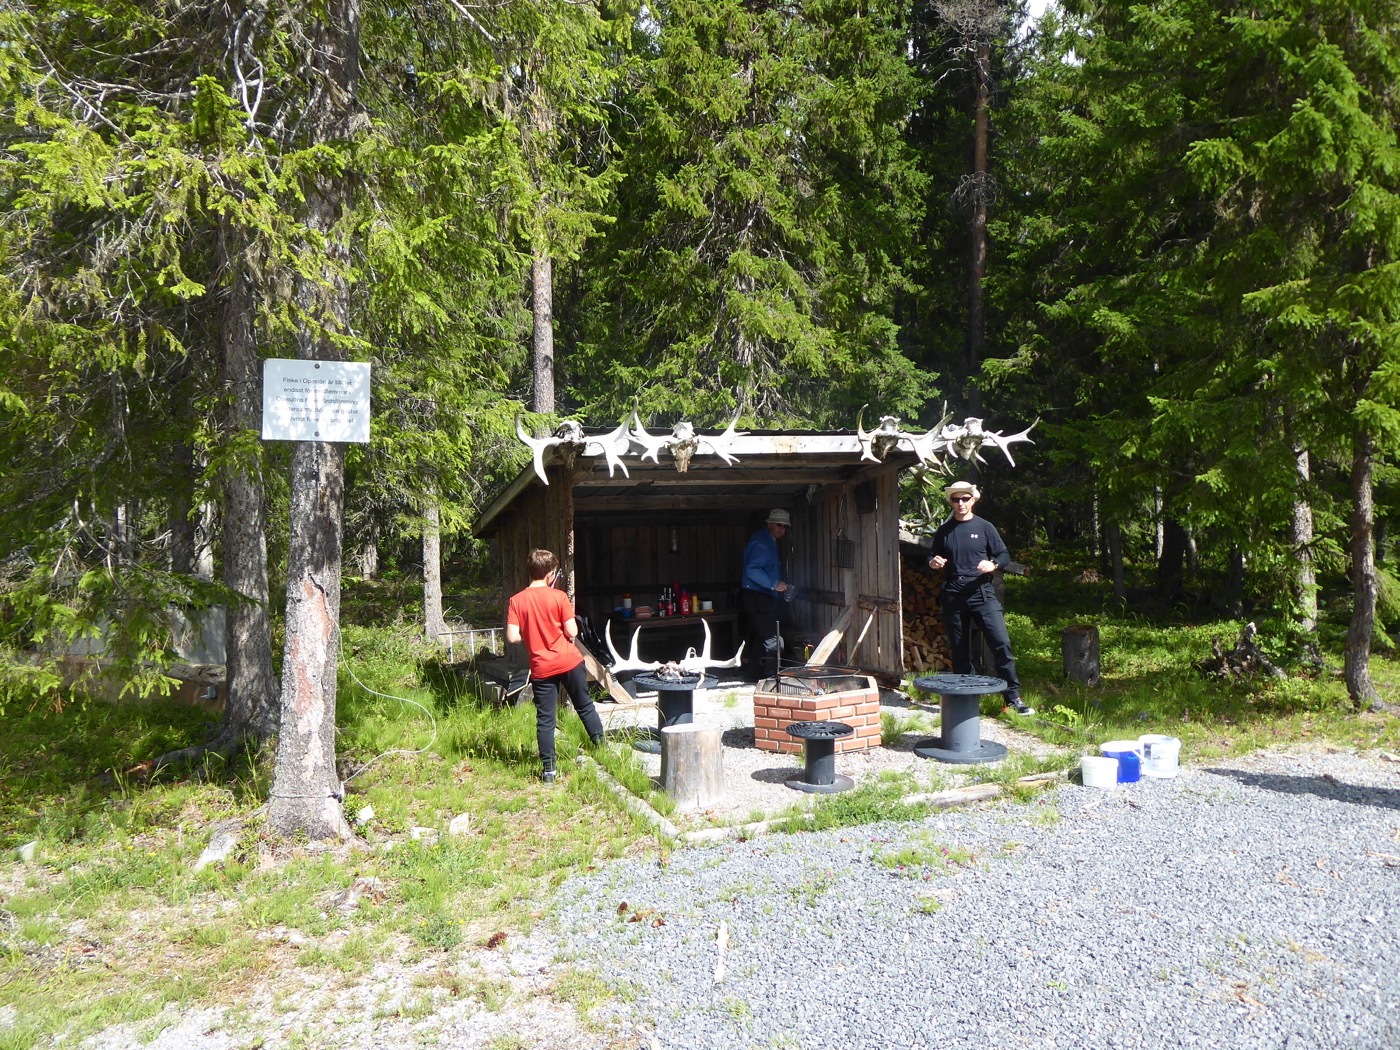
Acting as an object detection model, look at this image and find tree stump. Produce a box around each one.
[1062,624,1101,686]
[660,724,724,811]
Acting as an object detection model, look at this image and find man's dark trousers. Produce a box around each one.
[943,582,1021,695]
[740,588,784,678]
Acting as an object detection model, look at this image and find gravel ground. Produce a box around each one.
[556,746,1400,1050]
[74,743,1399,1050]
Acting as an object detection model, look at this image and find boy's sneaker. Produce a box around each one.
[542,770,557,785]
[1005,696,1035,716]
[590,734,607,747]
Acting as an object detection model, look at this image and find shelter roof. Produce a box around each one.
[473,429,918,535]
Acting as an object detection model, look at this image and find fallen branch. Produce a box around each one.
[1197,622,1287,682]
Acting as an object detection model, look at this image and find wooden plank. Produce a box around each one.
[575,641,635,705]
[847,607,879,665]
[806,604,855,666]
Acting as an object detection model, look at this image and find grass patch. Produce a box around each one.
[806,772,928,831]
[0,610,649,1046]
[871,830,978,879]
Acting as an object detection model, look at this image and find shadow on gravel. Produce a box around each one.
[752,767,799,784]
[1205,768,1400,812]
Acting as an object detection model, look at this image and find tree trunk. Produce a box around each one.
[1157,517,1187,602]
[170,441,198,575]
[267,0,360,843]
[966,38,990,416]
[531,251,555,414]
[356,522,379,580]
[1344,429,1381,711]
[196,502,215,580]
[1061,624,1101,686]
[1105,522,1126,603]
[113,502,135,566]
[423,500,447,641]
[270,438,351,840]
[1290,440,1317,632]
[1225,545,1244,617]
[217,221,278,746]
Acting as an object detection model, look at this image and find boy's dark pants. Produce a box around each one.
[531,662,604,771]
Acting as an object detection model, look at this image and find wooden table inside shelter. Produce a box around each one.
[609,613,740,663]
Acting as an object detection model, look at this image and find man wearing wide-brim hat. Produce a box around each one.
[739,508,792,679]
[927,481,1033,715]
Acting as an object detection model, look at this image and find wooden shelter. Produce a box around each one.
[473,431,919,678]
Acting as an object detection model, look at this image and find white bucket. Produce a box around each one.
[1080,755,1118,789]
[1138,734,1181,778]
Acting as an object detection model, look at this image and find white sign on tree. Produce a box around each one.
[261,360,371,443]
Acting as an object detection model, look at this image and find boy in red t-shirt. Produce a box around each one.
[506,548,606,782]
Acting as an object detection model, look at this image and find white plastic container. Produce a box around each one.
[1081,755,1119,789]
[1138,734,1181,778]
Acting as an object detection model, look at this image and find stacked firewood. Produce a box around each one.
[902,556,951,672]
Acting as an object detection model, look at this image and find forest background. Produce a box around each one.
[1,0,1398,837]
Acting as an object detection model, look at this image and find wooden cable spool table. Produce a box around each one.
[911,672,1009,764]
[629,671,717,754]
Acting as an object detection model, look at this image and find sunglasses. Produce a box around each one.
[949,495,973,504]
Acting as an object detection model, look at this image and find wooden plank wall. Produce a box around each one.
[789,487,851,646]
[782,471,903,676]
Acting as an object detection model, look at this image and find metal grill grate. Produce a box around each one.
[766,666,871,696]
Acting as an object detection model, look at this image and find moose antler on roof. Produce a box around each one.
[516,412,747,483]
[856,404,1037,471]
[515,413,635,485]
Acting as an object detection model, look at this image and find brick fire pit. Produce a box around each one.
[752,667,882,755]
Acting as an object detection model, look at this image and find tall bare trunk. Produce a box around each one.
[356,522,379,579]
[423,500,447,641]
[271,437,350,840]
[1344,429,1381,711]
[217,222,278,745]
[170,441,199,575]
[267,0,360,843]
[531,251,555,414]
[1106,522,1126,603]
[1290,440,1317,632]
[1157,517,1187,602]
[967,38,990,416]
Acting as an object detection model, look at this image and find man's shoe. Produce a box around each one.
[590,734,607,747]
[1005,696,1035,716]
[542,770,557,784]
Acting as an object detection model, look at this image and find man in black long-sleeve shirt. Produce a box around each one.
[927,480,1033,715]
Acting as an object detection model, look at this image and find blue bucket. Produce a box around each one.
[1100,740,1142,783]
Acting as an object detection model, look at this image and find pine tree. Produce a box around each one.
[571,0,933,425]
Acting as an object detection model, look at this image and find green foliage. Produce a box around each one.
[1377,566,1400,634]
[569,0,934,425]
